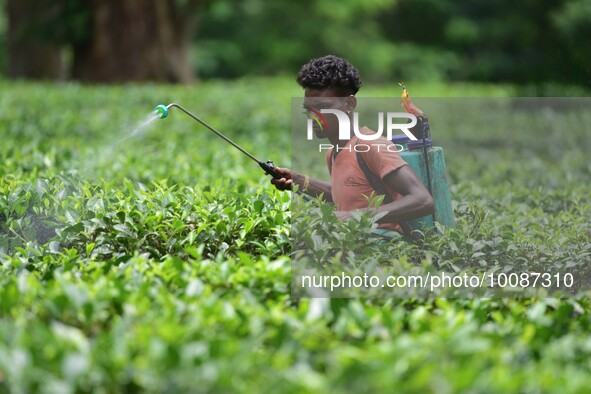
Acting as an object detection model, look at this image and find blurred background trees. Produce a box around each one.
[4,0,203,82]
[0,0,590,87]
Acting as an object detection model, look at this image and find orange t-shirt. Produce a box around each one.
[326,126,408,233]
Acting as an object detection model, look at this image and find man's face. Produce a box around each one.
[303,88,353,139]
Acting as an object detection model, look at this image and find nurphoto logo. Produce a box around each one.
[306,109,419,141]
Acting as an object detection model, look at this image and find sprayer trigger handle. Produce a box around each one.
[259,160,283,179]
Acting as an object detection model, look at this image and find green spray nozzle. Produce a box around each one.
[154,104,169,119]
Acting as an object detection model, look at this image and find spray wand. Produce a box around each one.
[153,103,283,179]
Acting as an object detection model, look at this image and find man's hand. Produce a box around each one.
[268,167,293,191]
[268,169,333,202]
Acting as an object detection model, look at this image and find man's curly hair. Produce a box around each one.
[296,55,362,96]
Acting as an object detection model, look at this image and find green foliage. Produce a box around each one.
[377,0,574,84]
[194,0,397,80]
[0,0,6,75]
[3,0,89,46]
[1,79,591,392]
[194,0,591,87]
[552,0,591,79]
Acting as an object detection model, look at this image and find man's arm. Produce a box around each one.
[269,167,333,202]
[374,165,434,223]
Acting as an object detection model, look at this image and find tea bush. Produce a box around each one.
[1,78,590,393]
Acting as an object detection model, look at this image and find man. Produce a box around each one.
[270,55,434,236]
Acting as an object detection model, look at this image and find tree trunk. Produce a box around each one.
[6,0,64,80]
[72,0,197,83]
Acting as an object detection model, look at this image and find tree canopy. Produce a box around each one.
[1,0,590,87]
